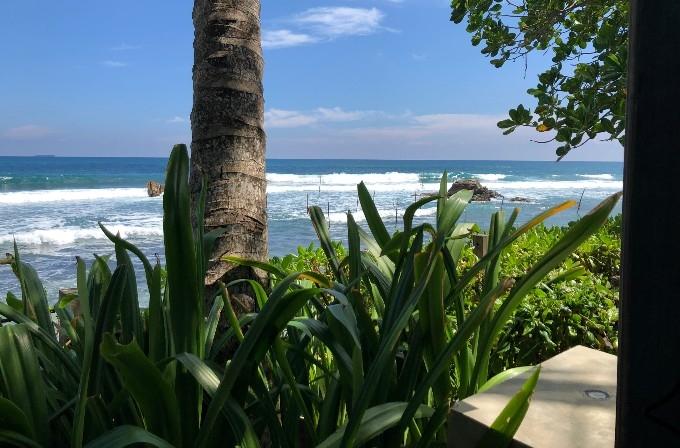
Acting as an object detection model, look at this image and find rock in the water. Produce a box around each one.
[509,196,531,203]
[448,179,503,202]
[147,181,164,197]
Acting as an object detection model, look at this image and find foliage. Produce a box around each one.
[0,145,620,447]
[451,0,628,158]
[279,214,621,376]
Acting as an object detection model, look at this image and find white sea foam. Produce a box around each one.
[484,179,622,191]
[311,206,438,225]
[0,188,151,205]
[0,176,12,181]
[474,173,507,181]
[0,223,163,246]
[266,172,432,193]
[576,174,615,180]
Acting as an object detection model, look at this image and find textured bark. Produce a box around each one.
[191,0,268,288]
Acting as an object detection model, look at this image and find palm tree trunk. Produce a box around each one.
[190,0,268,289]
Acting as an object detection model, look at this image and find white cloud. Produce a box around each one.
[344,114,504,140]
[111,43,141,51]
[102,60,127,68]
[413,114,501,130]
[265,109,319,128]
[3,125,53,140]
[294,7,385,38]
[166,116,187,124]
[316,107,373,122]
[262,30,317,49]
[263,7,388,49]
[266,107,377,128]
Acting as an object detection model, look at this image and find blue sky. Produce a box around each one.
[0,1,622,160]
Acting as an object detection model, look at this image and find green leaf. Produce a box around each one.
[309,206,345,282]
[198,286,322,446]
[175,353,261,448]
[147,263,166,363]
[0,324,49,446]
[0,397,32,440]
[478,366,535,394]
[478,367,541,448]
[471,193,621,390]
[72,257,93,448]
[84,426,174,448]
[163,144,202,445]
[11,242,54,339]
[100,334,181,446]
[358,181,391,248]
[318,402,434,448]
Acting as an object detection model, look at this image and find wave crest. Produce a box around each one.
[0,188,151,205]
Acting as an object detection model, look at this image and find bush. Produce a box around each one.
[0,145,621,447]
[275,217,622,377]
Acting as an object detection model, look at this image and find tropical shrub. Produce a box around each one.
[0,144,620,447]
[272,217,621,377]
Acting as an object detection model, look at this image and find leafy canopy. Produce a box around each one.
[451,0,628,159]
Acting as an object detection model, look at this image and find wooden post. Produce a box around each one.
[472,234,488,258]
[617,1,680,445]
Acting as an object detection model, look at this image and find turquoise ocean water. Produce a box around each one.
[0,157,623,303]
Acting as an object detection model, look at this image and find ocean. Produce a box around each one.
[0,157,623,303]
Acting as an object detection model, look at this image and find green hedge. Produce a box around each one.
[273,215,621,375]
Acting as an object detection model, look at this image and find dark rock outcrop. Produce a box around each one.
[448,179,503,202]
[146,181,164,197]
[508,196,531,203]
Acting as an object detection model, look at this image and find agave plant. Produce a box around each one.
[0,144,620,447]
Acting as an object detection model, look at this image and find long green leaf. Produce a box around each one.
[318,402,434,448]
[11,242,54,339]
[0,397,32,440]
[72,258,93,448]
[198,286,321,446]
[478,367,541,448]
[357,181,390,248]
[471,193,621,390]
[175,353,261,448]
[164,144,202,445]
[0,324,49,446]
[100,334,181,446]
[478,366,534,394]
[84,426,174,448]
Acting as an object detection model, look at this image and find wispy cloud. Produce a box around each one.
[266,107,378,128]
[111,43,141,51]
[3,125,53,140]
[262,30,317,49]
[166,116,187,124]
[102,60,127,68]
[294,7,385,38]
[265,109,319,128]
[264,7,388,50]
[345,114,503,140]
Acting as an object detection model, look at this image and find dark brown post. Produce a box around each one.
[617,1,680,445]
[472,234,488,258]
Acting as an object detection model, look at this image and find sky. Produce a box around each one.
[0,1,622,161]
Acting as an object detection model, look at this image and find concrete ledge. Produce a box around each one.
[448,346,617,447]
